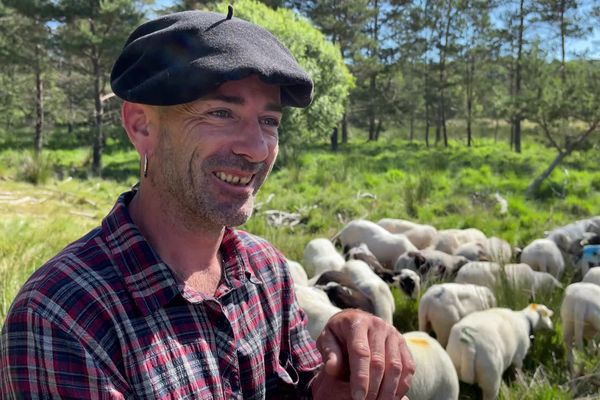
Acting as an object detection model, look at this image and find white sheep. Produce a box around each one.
[341,259,396,323]
[418,283,496,347]
[377,217,419,233]
[582,266,600,286]
[286,259,308,286]
[402,225,439,250]
[335,219,417,268]
[446,304,554,400]
[560,282,600,372]
[404,331,459,400]
[303,237,345,277]
[454,261,501,289]
[434,228,487,255]
[293,284,341,340]
[504,263,563,299]
[455,236,513,264]
[519,238,565,279]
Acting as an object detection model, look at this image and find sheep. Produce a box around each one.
[313,270,375,314]
[582,267,600,286]
[545,217,600,258]
[302,237,345,277]
[454,261,501,289]
[286,259,308,286]
[377,217,420,234]
[344,242,396,283]
[434,228,487,255]
[504,263,563,299]
[404,331,460,400]
[519,238,565,279]
[341,259,396,323]
[293,284,342,340]
[418,283,497,347]
[335,219,417,268]
[394,268,421,299]
[455,236,513,264]
[576,244,600,278]
[455,261,562,298]
[394,249,469,280]
[560,282,600,372]
[446,304,554,400]
[403,225,439,250]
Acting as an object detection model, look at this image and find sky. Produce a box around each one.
[146,0,599,60]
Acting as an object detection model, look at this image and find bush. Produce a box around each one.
[16,153,54,184]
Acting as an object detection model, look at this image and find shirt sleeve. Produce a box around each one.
[1,307,129,399]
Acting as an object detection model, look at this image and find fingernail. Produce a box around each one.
[352,390,365,400]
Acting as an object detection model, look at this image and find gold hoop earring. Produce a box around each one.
[143,153,148,178]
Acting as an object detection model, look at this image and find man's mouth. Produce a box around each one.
[214,171,253,186]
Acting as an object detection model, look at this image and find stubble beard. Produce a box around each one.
[152,135,271,232]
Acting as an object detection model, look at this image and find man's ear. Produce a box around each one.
[121,101,159,156]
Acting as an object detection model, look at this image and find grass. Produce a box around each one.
[1,136,600,398]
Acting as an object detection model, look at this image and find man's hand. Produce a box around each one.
[311,309,415,400]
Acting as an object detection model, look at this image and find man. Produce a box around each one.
[0,8,414,399]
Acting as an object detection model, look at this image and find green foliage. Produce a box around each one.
[16,152,55,184]
[212,0,354,147]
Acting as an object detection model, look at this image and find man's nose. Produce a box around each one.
[232,119,272,163]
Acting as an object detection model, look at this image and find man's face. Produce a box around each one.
[151,75,282,230]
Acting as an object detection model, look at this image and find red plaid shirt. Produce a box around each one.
[1,190,322,399]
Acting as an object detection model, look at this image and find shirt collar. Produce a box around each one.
[101,189,262,317]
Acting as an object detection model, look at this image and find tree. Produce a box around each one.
[526,60,600,195]
[2,0,57,155]
[213,0,353,149]
[55,0,147,176]
[460,0,496,147]
[535,0,590,83]
[285,0,372,146]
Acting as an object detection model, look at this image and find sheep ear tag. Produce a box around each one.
[530,303,538,310]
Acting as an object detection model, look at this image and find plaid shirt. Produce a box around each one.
[1,190,322,399]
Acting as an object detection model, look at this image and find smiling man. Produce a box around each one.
[0,8,414,400]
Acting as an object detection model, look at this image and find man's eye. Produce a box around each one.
[261,117,280,127]
[210,110,231,118]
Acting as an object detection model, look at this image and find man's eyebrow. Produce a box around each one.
[202,94,283,112]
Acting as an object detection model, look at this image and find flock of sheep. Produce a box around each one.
[286,216,600,400]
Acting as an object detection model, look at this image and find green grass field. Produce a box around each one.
[1,138,599,398]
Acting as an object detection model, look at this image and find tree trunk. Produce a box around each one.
[513,0,525,154]
[409,112,414,142]
[526,124,598,195]
[341,112,349,144]
[91,52,104,177]
[330,126,338,152]
[34,45,44,157]
[559,0,566,84]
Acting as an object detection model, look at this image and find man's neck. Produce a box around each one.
[127,186,225,289]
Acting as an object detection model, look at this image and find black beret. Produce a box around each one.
[110,9,313,108]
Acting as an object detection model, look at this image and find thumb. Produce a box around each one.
[317,328,347,379]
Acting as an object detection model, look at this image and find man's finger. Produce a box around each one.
[394,334,415,398]
[317,327,346,378]
[376,332,404,399]
[365,326,387,400]
[347,321,371,400]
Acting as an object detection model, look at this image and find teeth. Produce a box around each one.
[215,171,252,186]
